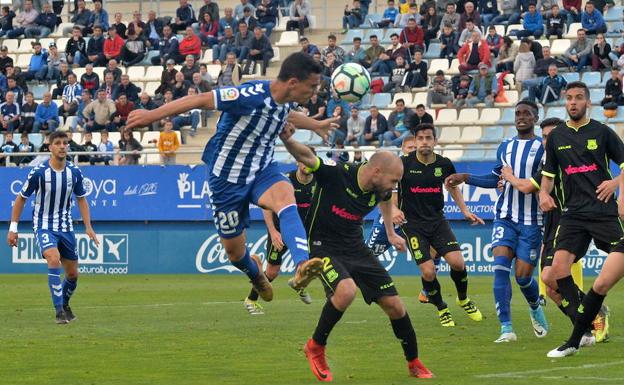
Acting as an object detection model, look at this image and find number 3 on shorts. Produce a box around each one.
[492,226,504,240]
[216,211,240,234]
[41,233,50,244]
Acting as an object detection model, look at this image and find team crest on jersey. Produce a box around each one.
[434,167,442,177]
[587,139,598,150]
[220,88,239,101]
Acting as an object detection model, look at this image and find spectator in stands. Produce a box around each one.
[427,69,454,107]
[441,3,460,31]
[328,104,348,145]
[211,25,236,63]
[192,72,212,93]
[241,7,258,30]
[19,92,36,133]
[522,45,558,95]
[159,120,180,165]
[127,11,146,38]
[198,12,219,47]
[396,3,421,28]
[80,132,98,162]
[602,68,623,106]
[179,27,202,60]
[111,12,126,39]
[439,23,458,64]
[323,34,346,63]
[486,25,502,57]
[513,3,543,38]
[381,99,414,146]
[459,2,482,30]
[363,34,384,68]
[256,0,277,37]
[68,0,90,35]
[478,0,498,28]
[172,71,191,99]
[118,128,143,165]
[453,74,474,106]
[362,106,388,144]
[173,0,197,33]
[564,29,592,72]
[400,17,425,55]
[592,33,612,70]
[113,75,141,104]
[244,27,273,76]
[199,0,220,25]
[328,137,349,162]
[345,106,366,145]
[72,90,91,131]
[219,7,236,35]
[103,27,124,62]
[546,4,565,39]
[422,6,441,48]
[457,18,482,48]
[0,91,20,131]
[66,26,87,67]
[300,36,320,56]
[458,31,490,74]
[490,0,521,26]
[344,37,366,65]
[138,92,158,111]
[0,71,6,94]
[172,87,201,137]
[496,36,517,72]
[153,25,183,65]
[8,0,37,38]
[156,59,178,95]
[420,0,436,16]
[563,0,582,25]
[103,59,122,83]
[33,92,59,132]
[0,46,12,75]
[181,55,200,82]
[120,30,147,67]
[200,63,214,85]
[0,6,16,38]
[86,25,106,66]
[370,33,407,75]
[342,0,363,33]
[303,92,327,120]
[79,65,98,97]
[0,132,18,166]
[66,132,83,154]
[84,89,115,132]
[145,10,165,49]
[235,0,255,20]
[85,0,108,36]
[4,77,23,105]
[539,0,560,16]
[111,93,133,130]
[466,63,497,107]
[322,52,342,80]
[527,63,567,104]
[25,2,54,38]
[514,41,536,91]
[91,130,114,165]
[287,0,311,35]
[378,0,398,28]
[409,104,434,129]
[217,52,242,86]
[405,50,428,88]
[53,62,73,99]
[582,1,607,35]
[60,73,82,118]
[16,133,35,165]
[23,42,47,81]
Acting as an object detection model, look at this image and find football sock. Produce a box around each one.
[450,268,468,301]
[62,277,77,306]
[493,256,512,325]
[558,304,575,324]
[516,276,540,310]
[390,313,418,361]
[47,267,63,312]
[278,204,309,266]
[247,275,274,301]
[312,299,344,346]
[568,288,606,349]
[421,277,446,310]
[231,249,259,280]
[557,275,581,320]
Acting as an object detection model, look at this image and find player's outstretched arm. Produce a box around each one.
[287,111,339,142]
[76,197,100,246]
[448,185,485,225]
[379,200,406,252]
[7,195,26,247]
[279,133,318,169]
[500,166,538,194]
[125,93,215,130]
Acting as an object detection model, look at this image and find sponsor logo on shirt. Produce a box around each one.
[410,186,441,193]
[297,202,311,208]
[557,145,572,150]
[331,205,362,221]
[564,163,598,175]
[219,88,239,101]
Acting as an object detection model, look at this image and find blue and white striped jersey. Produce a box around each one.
[202,80,294,184]
[19,160,87,232]
[493,137,544,226]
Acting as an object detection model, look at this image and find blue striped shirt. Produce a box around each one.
[62,83,83,104]
[493,137,544,226]
[202,80,294,184]
[19,160,87,232]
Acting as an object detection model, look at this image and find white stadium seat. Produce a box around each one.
[438,126,460,144]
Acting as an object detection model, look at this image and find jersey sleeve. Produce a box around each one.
[605,127,624,169]
[212,82,268,115]
[306,157,340,184]
[19,168,40,198]
[72,167,87,197]
[542,132,558,178]
[445,158,457,178]
[492,142,505,176]
[530,163,543,190]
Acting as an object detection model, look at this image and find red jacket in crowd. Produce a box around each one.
[179,35,202,57]
[399,26,424,50]
[104,35,125,58]
[458,40,492,67]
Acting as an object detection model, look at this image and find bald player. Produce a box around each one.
[280,128,433,381]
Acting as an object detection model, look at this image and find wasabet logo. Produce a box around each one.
[12,234,129,268]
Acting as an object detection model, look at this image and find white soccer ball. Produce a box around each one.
[331,63,372,103]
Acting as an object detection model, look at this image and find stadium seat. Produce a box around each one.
[438,126,460,144]
[458,126,482,144]
[16,54,32,69]
[494,25,505,37]
[146,153,160,164]
[457,108,479,125]
[605,6,624,21]
[51,22,73,37]
[497,90,518,107]
[382,28,402,44]
[142,50,161,66]
[371,93,392,108]
[442,145,464,161]
[480,108,501,124]
[39,38,55,49]
[2,39,18,52]
[292,130,311,143]
[424,43,441,59]
[144,82,159,96]
[545,106,566,119]
[199,49,213,64]
[273,151,292,163]
[275,17,289,32]
[127,66,146,82]
[436,109,458,125]
[504,126,517,138]
[582,72,602,88]
[309,132,325,145]
[590,88,605,104]
[484,148,498,161]
[506,24,524,35]
[378,109,392,119]
[609,107,624,123]
[141,131,160,147]
[363,28,384,41]
[62,116,77,132]
[550,39,571,56]
[56,38,69,52]
[427,58,449,75]
[411,92,427,107]
[390,92,412,108]
[590,107,606,121]
[561,72,580,83]
[358,93,372,109]
[144,66,163,82]
[275,31,299,46]
[93,66,105,80]
[109,132,121,145]
[72,67,87,80]
[481,126,504,143]
[207,64,221,80]
[31,84,48,100]
[16,39,36,53]
[448,59,460,75]
[272,47,281,62]
[602,71,612,86]
[608,21,624,37]
[28,134,43,148]
[364,13,383,28]
[536,39,550,47]
[341,29,364,45]
[0,135,3,145]
[307,15,317,29]
[565,23,582,38]
[462,148,485,161]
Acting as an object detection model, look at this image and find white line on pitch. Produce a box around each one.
[476,360,624,379]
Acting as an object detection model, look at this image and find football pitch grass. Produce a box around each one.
[1,275,623,385]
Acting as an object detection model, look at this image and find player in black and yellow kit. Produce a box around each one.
[280,129,434,381]
[244,152,318,314]
[393,124,484,326]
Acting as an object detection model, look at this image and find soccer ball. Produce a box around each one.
[331,63,371,103]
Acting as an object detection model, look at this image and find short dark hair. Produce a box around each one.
[412,123,437,138]
[49,131,68,143]
[369,34,378,39]
[416,104,425,109]
[465,18,473,23]
[390,33,399,39]
[328,34,336,40]
[517,100,539,117]
[2,6,9,12]
[540,118,564,129]
[395,98,405,105]
[566,81,590,98]
[277,52,323,81]
[353,37,361,42]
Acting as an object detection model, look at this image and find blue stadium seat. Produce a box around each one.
[484,149,498,161]
[561,72,580,83]
[480,126,504,143]
[341,29,364,45]
[359,110,371,120]
[461,148,485,161]
[28,134,43,148]
[602,71,611,86]
[363,13,383,28]
[371,93,392,108]
[363,28,384,41]
[424,43,441,59]
[609,106,624,123]
[292,130,311,143]
[309,132,325,145]
[499,108,515,125]
[538,107,545,121]
[504,126,517,138]
[604,6,624,22]
[607,21,624,37]
[590,107,606,121]
[582,72,602,88]
[358,93,372,109]
[590,88,605,104]
[382,28,402,44]
[520,89,529,100]
[545,107,566,119]
[273,151,292,163]
[31,84,48,100]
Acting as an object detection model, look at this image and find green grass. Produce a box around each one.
[1,275,623,385]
